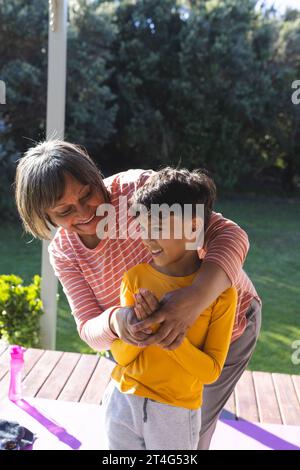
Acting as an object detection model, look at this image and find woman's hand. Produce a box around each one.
[110,306,153,346]
[131,285,199,350]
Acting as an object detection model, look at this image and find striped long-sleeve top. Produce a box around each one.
[48,169,261,351]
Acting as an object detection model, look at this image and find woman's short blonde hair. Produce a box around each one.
[15,140,109,239]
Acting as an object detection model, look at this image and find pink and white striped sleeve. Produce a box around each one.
[201,212,250,286]
[48,240,118,352]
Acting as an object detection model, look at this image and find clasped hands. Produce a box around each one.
[111,284,198,350]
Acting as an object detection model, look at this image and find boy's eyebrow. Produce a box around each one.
[152,214,172,224]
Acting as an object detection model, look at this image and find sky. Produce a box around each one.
[264,0,300,12]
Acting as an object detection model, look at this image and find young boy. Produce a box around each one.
[102,167,237,450]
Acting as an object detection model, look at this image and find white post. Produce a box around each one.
[40,0,68,349]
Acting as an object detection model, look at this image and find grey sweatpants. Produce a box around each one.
[198,298,262,449]
[102,382,202,450]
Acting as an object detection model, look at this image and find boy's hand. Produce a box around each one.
[131,285,199,349]
[134,288,160,320]
[110,307,153,345]
[110,288,159,345]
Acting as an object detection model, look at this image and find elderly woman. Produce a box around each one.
[15,140,261,449]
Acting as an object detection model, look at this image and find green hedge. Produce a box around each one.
[0,274,44,347]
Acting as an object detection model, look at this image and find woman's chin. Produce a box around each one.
[74,218,99,235]
[70,224,96,237]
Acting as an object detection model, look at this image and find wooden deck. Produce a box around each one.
[1,343,300,425]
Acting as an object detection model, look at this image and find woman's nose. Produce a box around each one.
[76,203,89,218]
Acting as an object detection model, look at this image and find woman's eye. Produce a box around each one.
[58,209,72,216]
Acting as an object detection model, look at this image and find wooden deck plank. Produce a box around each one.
[0,374,10,401]
[0,348,45,401]
[223,391,236,418]
[0,341,8,356]
[235,370,259,422]
[273,373,300,425]
[22,350,63,397]
[0,346,299,425]
[57,353,99,402]
[36,352,81,400]
[292,375,300,404]
[0,346,44,380]
[292,375,300,406]
[252,371,282,424]
[0,346,10,381]
[80,356,115,404]
[23,348,45,375]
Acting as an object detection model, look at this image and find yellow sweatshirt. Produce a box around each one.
[111,263,237,409]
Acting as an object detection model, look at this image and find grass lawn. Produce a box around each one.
[1,196,299,374]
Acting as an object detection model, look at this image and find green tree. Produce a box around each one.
[0,0,48,217]
[66,0,118,157]
[109,0,184,170]
[271,11,300,194]
[169,0,281,188]
[108,0,292,190]
[1,0,299,198]
[0,0,117,216]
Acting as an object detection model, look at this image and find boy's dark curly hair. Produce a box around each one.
[131,167,217,229]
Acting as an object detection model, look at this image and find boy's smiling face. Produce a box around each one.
[139,213,202,276]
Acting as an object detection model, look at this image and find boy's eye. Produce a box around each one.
[139,225,148,234]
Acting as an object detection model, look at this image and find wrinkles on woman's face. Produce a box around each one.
[46,173,106,236]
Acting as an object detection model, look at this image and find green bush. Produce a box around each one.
[0,274,44,347]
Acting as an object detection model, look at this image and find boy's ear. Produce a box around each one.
[184,216,204,241]
[185,216,205,250]
[191,216,204,236]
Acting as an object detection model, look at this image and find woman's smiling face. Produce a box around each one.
[46,172,107,236]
